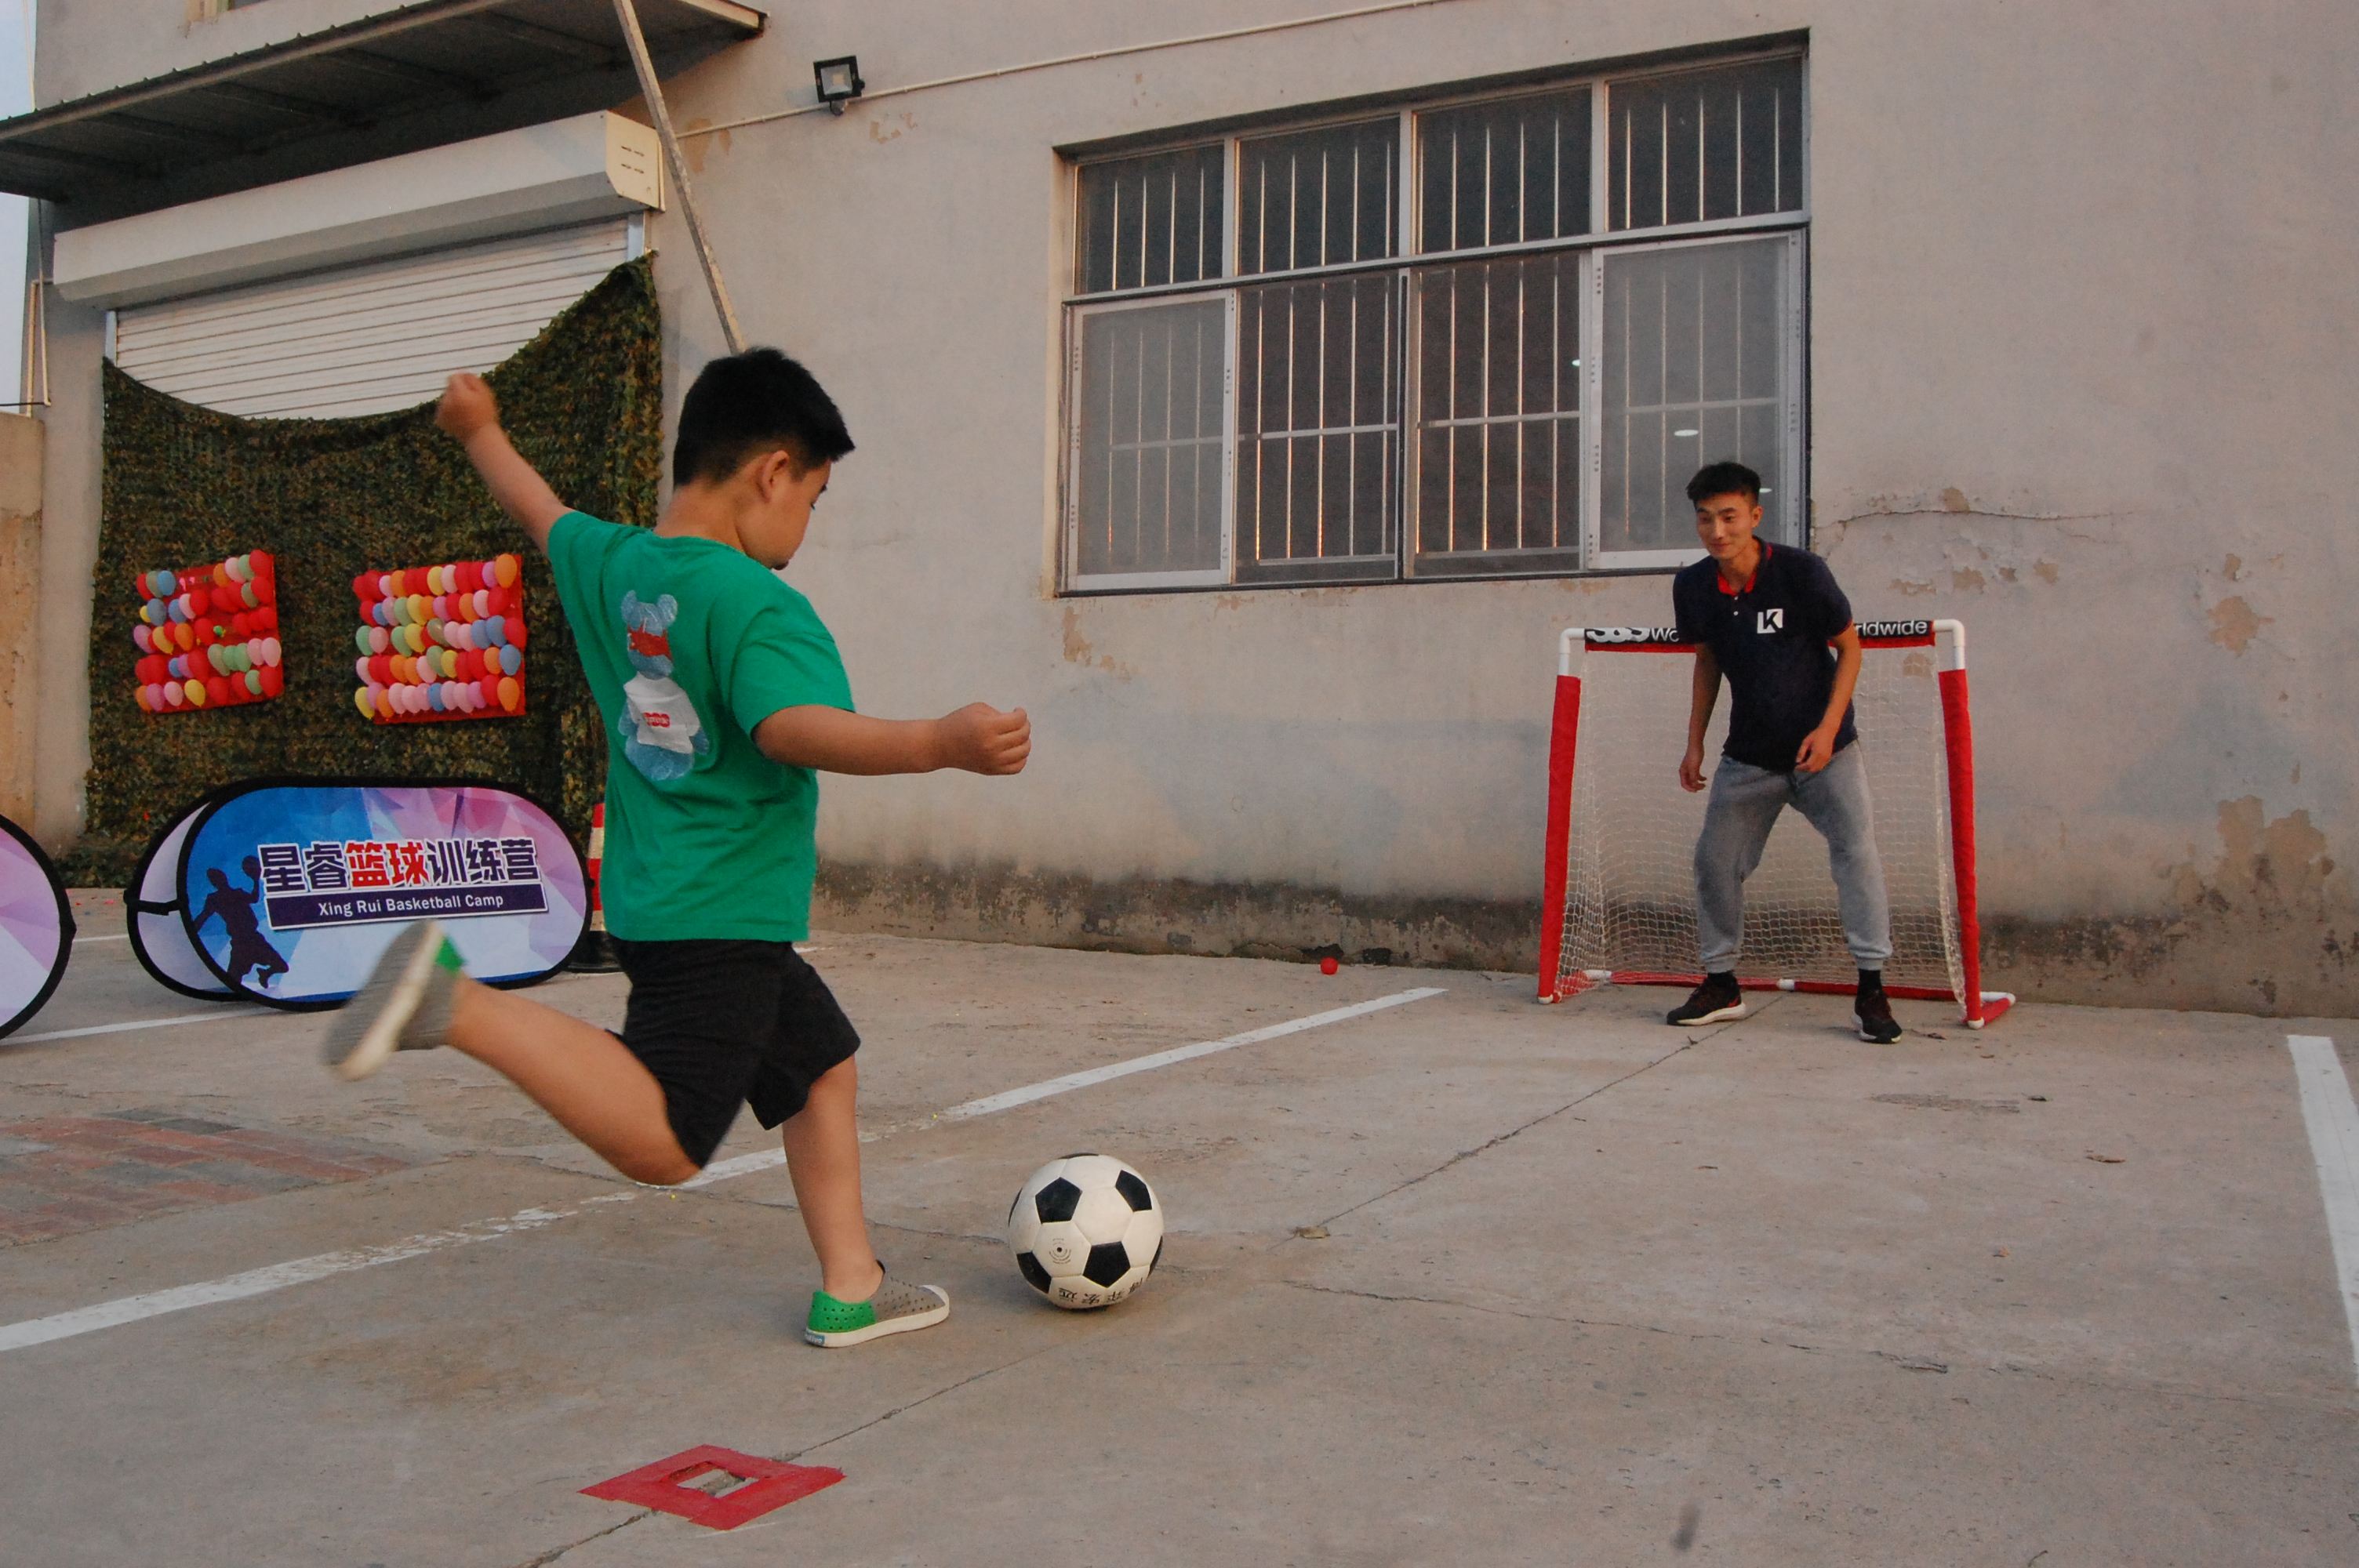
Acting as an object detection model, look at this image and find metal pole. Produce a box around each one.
[610,0,744,354]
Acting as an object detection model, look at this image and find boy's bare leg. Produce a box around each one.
[445,978,700,1186]
[780,1058,884,1300]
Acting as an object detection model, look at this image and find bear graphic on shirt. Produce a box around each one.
[617,590,711,783]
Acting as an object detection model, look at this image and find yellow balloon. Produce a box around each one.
[184,677,207,706]
[354,686,375,717]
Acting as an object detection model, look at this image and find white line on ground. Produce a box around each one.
[2286,1034,2359,1382]
[940,988,1448,1120]
[0,985,1446,1351]
[682,986,1448,1187]
[75,934,129,944]
[0,1195,637,1355]
[6,1007,272,1045]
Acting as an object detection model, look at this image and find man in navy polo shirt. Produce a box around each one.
[1667,460,1901,1043]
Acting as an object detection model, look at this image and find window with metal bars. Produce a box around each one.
[1063,53,1805,591]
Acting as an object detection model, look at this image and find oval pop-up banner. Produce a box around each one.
[173,779,587,1010]
[1,814,75,1040]
[129,789,239,1000]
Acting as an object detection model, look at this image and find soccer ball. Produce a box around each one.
[1008,1153,1165,1309]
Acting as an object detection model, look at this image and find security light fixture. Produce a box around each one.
[814,56,865,114]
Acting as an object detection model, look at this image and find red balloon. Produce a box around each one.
[205,676,231,706]
[506,618,527,650]
[231,612,253,637]
[351,573,373,599]
[255,607,278,634]
[253,576,276,607]
[249,550,274,576]
[260,666,284,699]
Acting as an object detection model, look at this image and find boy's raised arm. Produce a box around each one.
[754,702,1030,777]
[436,372,569,552]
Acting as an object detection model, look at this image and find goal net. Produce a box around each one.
[1537,619,2012,1026]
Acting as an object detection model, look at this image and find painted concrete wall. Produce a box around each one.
[38,0,391,105]
[0,411,37,826]
[26,0,2359,1012]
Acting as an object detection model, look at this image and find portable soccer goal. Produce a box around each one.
[1536,618,2013,1027]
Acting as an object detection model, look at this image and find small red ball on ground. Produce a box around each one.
[1320,956,1339,975]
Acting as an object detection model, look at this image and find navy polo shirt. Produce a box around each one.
[1673,543,1857,771]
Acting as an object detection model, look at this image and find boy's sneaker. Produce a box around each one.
[1853,985,1903,1044]
[321,920,461,1081]
[805,1269,950,1348]
[1667,972,1747,1027]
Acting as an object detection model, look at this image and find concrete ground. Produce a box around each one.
[3,890,2356,1566]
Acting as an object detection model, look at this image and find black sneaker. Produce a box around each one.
[1667,972,1747,1026]
[1852,985,1903,1044]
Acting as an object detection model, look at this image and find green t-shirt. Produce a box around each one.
[546,510,852,942]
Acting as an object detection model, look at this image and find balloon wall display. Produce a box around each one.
[1,814,75,1040]
[169,778,586,1010]
[351,554,529,724]
[130,551,285,714]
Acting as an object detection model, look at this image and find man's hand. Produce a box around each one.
[1678,742,1708,793]
[1794,724,1840,775]
[436,373,499,442]
[935,703,1031,775]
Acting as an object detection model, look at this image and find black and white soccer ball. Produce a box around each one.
[1007,1153,1165,1309]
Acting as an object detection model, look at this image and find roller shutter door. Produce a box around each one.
[111,220,634,419]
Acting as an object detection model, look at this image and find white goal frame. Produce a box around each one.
[1536,618,2014,1027]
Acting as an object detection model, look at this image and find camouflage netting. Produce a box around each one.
[70,257,662,886]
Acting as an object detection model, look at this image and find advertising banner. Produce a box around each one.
[169,779,585,1010]
[1,815,75,1040]
[127,794,238,1000]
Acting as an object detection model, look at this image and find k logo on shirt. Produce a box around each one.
[1757,608,1785,634]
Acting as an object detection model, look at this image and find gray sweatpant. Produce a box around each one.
[1694,743,1893,973]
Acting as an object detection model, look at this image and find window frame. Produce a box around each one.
[1062,292,1240,593]
[1585,229,1806,572]
[1060,48,1808,595]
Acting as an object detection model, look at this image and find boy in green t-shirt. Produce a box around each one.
[320,350,1030,1348]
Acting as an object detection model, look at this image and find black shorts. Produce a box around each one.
[612,938,861,1169]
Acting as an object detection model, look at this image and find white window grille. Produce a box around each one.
[1063,52,1805,593]
[1067,296,1233,590]
[1596,233,1802,567]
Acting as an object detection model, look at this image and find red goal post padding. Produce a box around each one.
[1537,618,2013,1027]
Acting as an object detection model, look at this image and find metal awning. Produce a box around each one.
[0,0,764,221]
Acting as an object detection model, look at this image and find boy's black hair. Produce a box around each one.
[1685,460,1762,506]
[674,347,856,487]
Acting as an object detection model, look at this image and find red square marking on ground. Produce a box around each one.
[582,1445,843,1530]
